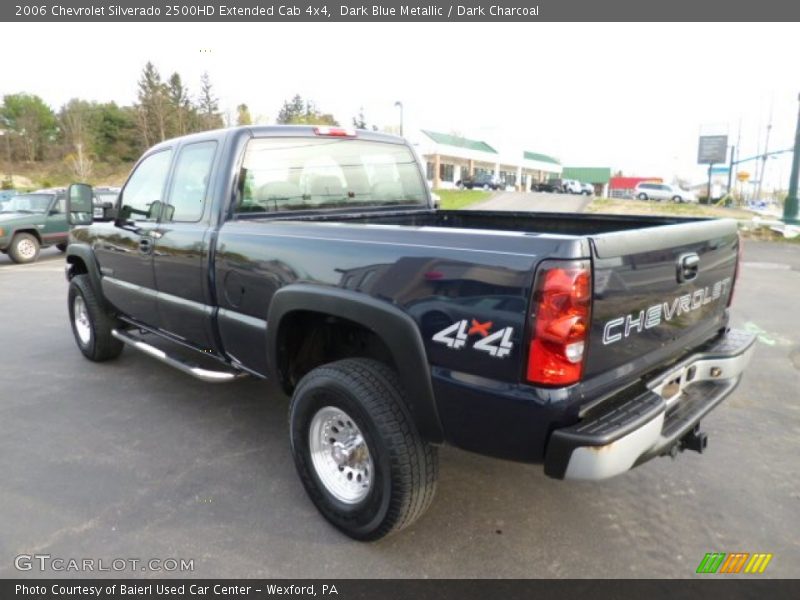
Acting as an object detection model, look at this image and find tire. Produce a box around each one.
[289,358,438,541]
[8,233,40,264]
[56,243,68,252]
[637,193,648,201]
[68,274,124,362]
[483,184,490,191]
[672,195,682,203]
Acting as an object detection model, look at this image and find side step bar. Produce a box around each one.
[111,329,247,383]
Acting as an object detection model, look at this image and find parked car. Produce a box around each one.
[562,179,584,195]
[580,182,594,196]
[457,173,503,191]
[635,182,697,203]
[93,186,121,221]
[64,125,752,540]
[533,179,562,193]
[0,188,69,263]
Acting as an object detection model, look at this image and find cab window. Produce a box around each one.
[166,141,217,222]
[120,150,173,221]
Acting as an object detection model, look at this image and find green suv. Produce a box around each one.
[0,188,69,264]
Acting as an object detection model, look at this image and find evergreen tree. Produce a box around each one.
[197,71,224,130]
[136,61,169,145]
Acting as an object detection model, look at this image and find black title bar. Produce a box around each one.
[4,0,800,21]
[4,579,800,600]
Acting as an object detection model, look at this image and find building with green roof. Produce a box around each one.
[561,167,612,196]
[415,130,562,190]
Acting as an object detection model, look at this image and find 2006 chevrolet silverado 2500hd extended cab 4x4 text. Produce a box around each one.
[64,126,754,540]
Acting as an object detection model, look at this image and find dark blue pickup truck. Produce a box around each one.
[64,126,754,540]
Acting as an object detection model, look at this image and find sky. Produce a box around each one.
[1,21,799,188]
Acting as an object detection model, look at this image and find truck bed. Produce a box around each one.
[259,207,699,236]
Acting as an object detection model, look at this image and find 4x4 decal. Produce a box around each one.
[432,319,514,358]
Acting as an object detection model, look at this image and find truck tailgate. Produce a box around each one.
[584,219,739,380]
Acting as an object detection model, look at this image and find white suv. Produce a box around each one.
[562,179,584,194]
[634,182,697,203]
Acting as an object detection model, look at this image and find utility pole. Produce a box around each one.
[756,100,773,203]
[726,145,735,195]
[394,101,404,138]
[784,93,800,224]
[727,118,742,198]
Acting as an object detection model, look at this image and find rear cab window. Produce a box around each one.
[236,137,427,214]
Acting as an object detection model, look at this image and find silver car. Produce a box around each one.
[634,182,697,203]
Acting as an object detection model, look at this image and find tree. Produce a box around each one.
[236,103,252,126]
[277,94,306,124]
[196,71,224,131]
[93,103,141,163]
[136,61,169,145]
[1,93,58,162]
[166,72,193,136]
[352,107,367,129]
[276,94,339,126]
[59,99,97,179]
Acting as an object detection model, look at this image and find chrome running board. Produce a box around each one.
[111,329,247,383]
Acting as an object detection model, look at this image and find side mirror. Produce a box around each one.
[67,183,93,226]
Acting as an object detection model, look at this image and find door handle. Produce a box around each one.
[138,237,153,254]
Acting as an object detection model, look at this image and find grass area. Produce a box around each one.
[586,197,757,220]
[2,161,133,191]
[435,189,491,210]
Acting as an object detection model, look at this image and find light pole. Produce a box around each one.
[394,101,404,137]
[784,93,800,224]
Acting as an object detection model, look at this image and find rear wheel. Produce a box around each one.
[672,195,682,203]
[637,193,648,201]
[289,358,438,540]
[8,233,40,264]
[68,274,124,362]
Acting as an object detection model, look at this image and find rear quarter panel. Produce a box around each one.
[213,220,578,381]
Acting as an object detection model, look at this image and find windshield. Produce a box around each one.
[0,193,53,213]
[237,137,428,213]
[94,192,119,205]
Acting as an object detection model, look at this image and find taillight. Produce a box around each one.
[313,126,356,137]
[527,260,592,386]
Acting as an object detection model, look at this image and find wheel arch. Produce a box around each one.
[267,284,444,444]
[65,245,107,306]
[11,228,43,244]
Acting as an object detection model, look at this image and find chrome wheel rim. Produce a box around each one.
[73,295,92,345]
[17,238,37,260]
[309,406,373,504]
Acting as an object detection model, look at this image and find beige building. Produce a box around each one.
[412,130,562,191]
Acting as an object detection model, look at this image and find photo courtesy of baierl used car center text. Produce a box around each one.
[1,1,799,599]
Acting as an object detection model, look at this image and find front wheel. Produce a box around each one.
[637,193,648,201]
[68,274,124,362]
[8,233,40,264]
[672,195,683,203]
[289,358,438,541]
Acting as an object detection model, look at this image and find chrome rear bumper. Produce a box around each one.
[544,329,756,480]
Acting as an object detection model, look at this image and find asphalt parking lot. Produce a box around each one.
[1,241,798,579]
